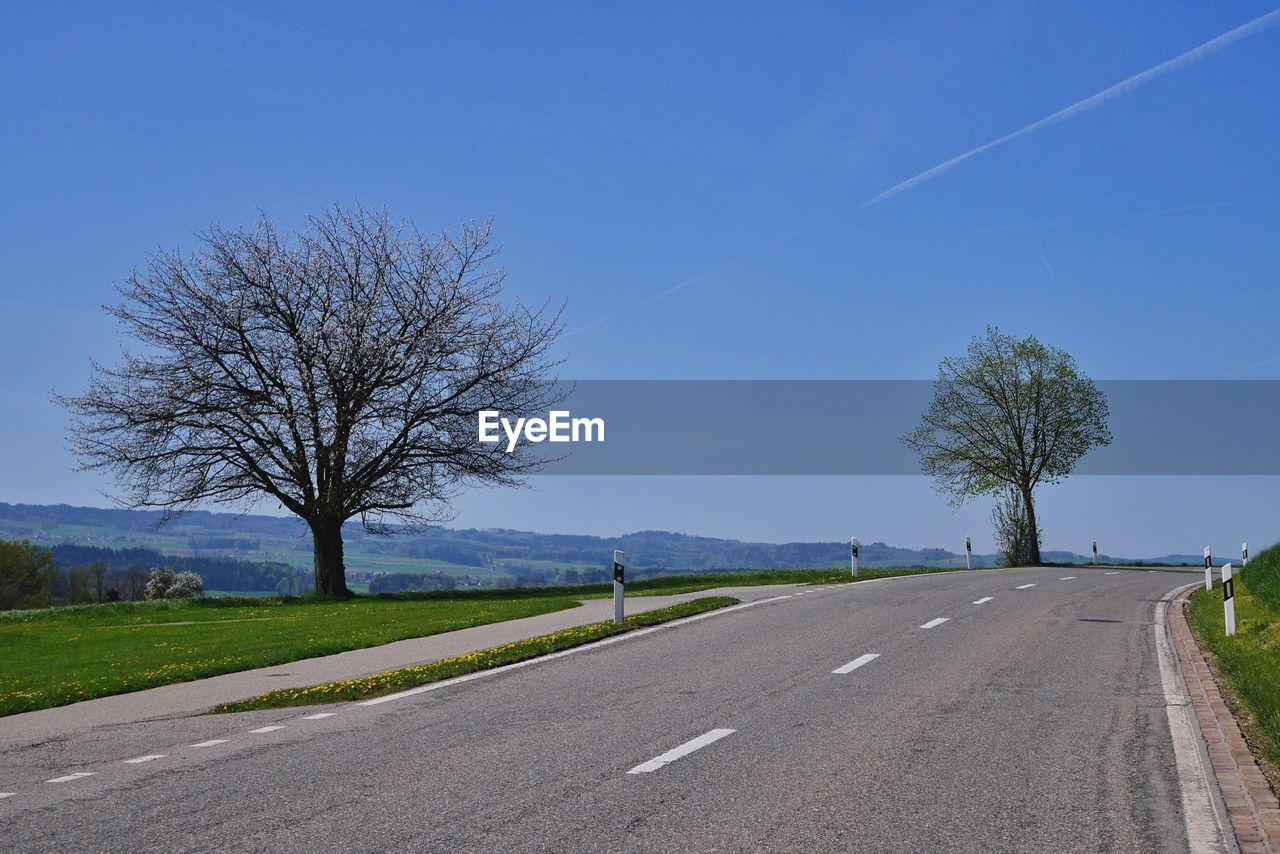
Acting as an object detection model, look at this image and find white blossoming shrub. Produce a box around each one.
[166,571,204,599]
[144,567,175,600]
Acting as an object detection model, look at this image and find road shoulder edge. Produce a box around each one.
[1170,583,1280,852]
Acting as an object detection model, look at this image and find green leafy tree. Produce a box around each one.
[0,539,55,611]
[902,327,1111,565]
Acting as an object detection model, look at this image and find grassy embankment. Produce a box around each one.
[213,596,737,713]
[1187,541,1280,778]
[0,564,977,717]
[0,594,582,716]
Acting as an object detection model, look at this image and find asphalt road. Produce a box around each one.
[0,566,1227,853]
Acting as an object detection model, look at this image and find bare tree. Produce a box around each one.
[902,327,1110,565]
[124,566,150,601]
[86,560,111,604]
[61,205,562,597]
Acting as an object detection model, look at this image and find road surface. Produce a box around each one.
[0,566,1229,852]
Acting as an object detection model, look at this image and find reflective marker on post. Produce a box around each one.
[1204,547,1213,591]
[965,536,972,570]
[612,549,624,625]
[1092,541,1098,566]
[850,536,859,578]
[1223,563,1236,636]
[1243,542,1249,569]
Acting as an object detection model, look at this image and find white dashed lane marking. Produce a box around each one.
[0,792,14,799]
[1105,571,1121,575]
[1059,576,1077,580]
[1015,584,1036,589]
[190,739,228,748]
[249,725,286,734]
[628,729,736,774]
[46,772,94,784]
[919,617,950,629]
[832,653,880,674]
[302,713,337,720]
[123,755,166,764]
[973,596,993,604]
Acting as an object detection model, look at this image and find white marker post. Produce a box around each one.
[1203,546,1213,591]
[1222,563,1236,636]
[965,536,972,570]
[612,549,624,625]
[1243,542,1249,569]
[850,536,859,578]
[1092,541,1098,566]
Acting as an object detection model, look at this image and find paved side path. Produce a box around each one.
[1172,586,1280,853]
[0,584,802,750]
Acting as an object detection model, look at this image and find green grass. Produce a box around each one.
[607,565,956,596]
[212,596,738,713]
[1187,541,1280,772]
[0,563,983,718]
[0,594,583,716]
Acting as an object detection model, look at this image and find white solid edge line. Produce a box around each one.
[46,772,94,784]
[1154,583,1230,853]
[919,617,950,629]
[627,728,736,774]
[973,596,993,604]
[359,595,794,706]
[249,725,286,734]
[189,739,228,748]
[1015,583,1036,589]
[832,653,880,674]
[123,754,166,764]
[302,712,337,720]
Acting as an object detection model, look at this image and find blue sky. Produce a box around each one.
[1,2,1277,555]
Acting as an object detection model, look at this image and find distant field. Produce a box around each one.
[0,518,581,583]
[609,566,952,596]
[0,594,582,716]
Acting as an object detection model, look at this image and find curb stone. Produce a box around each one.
[1171,586,1280,853]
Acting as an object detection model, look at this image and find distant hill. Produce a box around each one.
[0,502,1196,592]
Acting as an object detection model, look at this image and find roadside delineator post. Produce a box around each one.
[1243,542,1249,569]
[612,549,625,625]
[965,536,972,570]
[850,536,859,578]
[1204,546,1213,591]
[1092,541,1098,566]
[1222,563,1236,636]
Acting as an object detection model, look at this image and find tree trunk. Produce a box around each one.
[1021,485,1042,566]
[309,515,352,597]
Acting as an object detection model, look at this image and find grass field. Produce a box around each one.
[0,563,981,717]
[214,597,738,713]
[0,594,583,716]
[1187,541,1280,779]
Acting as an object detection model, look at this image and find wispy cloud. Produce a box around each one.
[1236,354,1280,375]
[560,228,802,340]
[865,9,1280,206]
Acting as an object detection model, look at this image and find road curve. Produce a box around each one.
[0,566,1227,852]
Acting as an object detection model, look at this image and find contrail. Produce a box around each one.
[559,274,703,340]
[865,9,1280,206]
[1035,241,1054,275]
